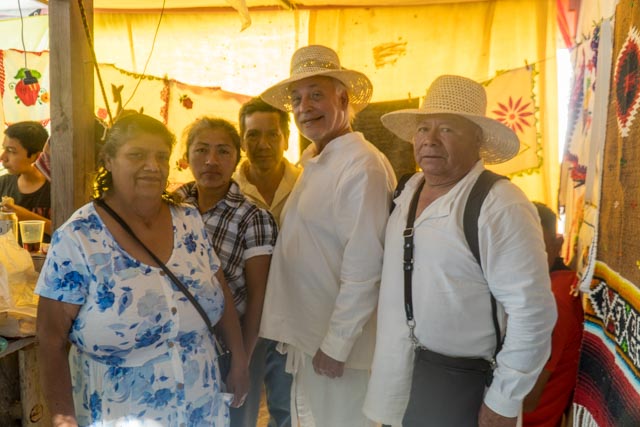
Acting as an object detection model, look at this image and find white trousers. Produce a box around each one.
[284,345,375,427]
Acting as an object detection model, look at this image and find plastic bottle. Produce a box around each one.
[0,211,18,241]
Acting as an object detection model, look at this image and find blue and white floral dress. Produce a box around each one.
[35,202,232,427]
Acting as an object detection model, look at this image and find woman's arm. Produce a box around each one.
[36,297,80,427]
[214,269,249,407]
[240,254,271,360]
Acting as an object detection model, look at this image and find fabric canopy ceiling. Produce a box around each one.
[92,0,480,9]
[0,0,560,207]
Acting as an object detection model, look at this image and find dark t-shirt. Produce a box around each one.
[0,174,51,241]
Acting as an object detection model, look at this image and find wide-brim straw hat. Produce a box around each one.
[260,45,373,113]
[381,75,520,164]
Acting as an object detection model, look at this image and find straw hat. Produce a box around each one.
[260,45,373,113]
[381,75,520,164]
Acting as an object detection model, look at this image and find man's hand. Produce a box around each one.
[52,414,79,427]
[478,403,517,427]
[1,196,14,211]
[312,349,345,378]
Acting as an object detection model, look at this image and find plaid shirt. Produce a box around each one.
[175,180,277,316]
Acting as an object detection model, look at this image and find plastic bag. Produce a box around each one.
[0,231,39,337]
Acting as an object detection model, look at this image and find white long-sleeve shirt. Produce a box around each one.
[364,161,557,424]
[260,132,396,369]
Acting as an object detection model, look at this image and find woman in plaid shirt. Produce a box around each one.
[174,117,278,424]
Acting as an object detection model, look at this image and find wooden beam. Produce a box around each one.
[19,344,52,426]
[49,0,95,229]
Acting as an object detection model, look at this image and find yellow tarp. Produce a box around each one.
[0,2,558,205]
[92,1,558,204]
[308,0,558,203]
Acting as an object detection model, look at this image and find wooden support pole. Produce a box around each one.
[49,0,95,229]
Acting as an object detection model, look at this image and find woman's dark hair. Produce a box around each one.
[182,117,241,166]
[532,201,557,235]
[93,113,178,203]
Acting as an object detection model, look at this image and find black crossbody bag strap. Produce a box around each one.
[94,199,215,334]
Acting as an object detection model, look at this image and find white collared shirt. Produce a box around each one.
[364,161,557,424]
[260,132,396,369]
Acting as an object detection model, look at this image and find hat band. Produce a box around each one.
[421,100,486,116]
[291,59,341,75]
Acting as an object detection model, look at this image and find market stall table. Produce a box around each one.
[0,252,51,426]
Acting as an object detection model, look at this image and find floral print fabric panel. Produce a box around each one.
[0,49,50,128]
[35,203,231,426]
[483,66,541,178]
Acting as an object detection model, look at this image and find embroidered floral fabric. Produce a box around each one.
[35,203,232,426]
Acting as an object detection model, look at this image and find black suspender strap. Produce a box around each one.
[403,177,425,346]
[391,172,416,214]
[403,170,506,360]
[463,170,507,357]
[463,170,505,264]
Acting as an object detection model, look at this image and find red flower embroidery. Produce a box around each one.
[563,152,587,185]
[176,158,189,172]
[491,96,534,134]
[179,94,193,109]
[570,164,587,183]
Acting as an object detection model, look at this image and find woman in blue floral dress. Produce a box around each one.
[35,114,249,427]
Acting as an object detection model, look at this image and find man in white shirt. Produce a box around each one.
[364,75,557,427]
[259,45,396,427]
